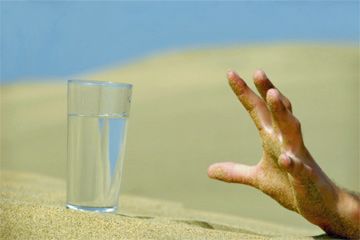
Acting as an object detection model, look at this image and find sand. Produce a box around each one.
[0,170,329,239]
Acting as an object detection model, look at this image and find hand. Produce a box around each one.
[208,70,360,239]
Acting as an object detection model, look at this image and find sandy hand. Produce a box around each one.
[208,70,360,239]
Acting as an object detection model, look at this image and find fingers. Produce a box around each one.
[229,69,303,150]
[227,71,271,132]
[207,162,256,186]
[266,88,303,148]
[253,69,292,112]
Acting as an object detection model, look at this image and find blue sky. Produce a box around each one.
[1,1,359,83]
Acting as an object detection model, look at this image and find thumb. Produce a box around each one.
[207,162,256,186]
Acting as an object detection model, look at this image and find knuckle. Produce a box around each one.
[285,101,292,111]
[270,99,285,113]
[294,118,301,130]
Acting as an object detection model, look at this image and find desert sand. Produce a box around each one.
[1,171,323,239]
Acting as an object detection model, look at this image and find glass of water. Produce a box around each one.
[66,80,132,213]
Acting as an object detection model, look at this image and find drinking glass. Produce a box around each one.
[66,80,132,213]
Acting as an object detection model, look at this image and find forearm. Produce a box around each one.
[296,149,359,238]
[320,186,360,239]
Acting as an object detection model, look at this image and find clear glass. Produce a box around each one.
[66,80,132,213]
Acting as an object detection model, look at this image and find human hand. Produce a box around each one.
[208,70,359,239]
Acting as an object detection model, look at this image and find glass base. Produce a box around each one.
[66,204,117,213]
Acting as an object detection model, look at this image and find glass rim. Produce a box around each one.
[68,79,132,89]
